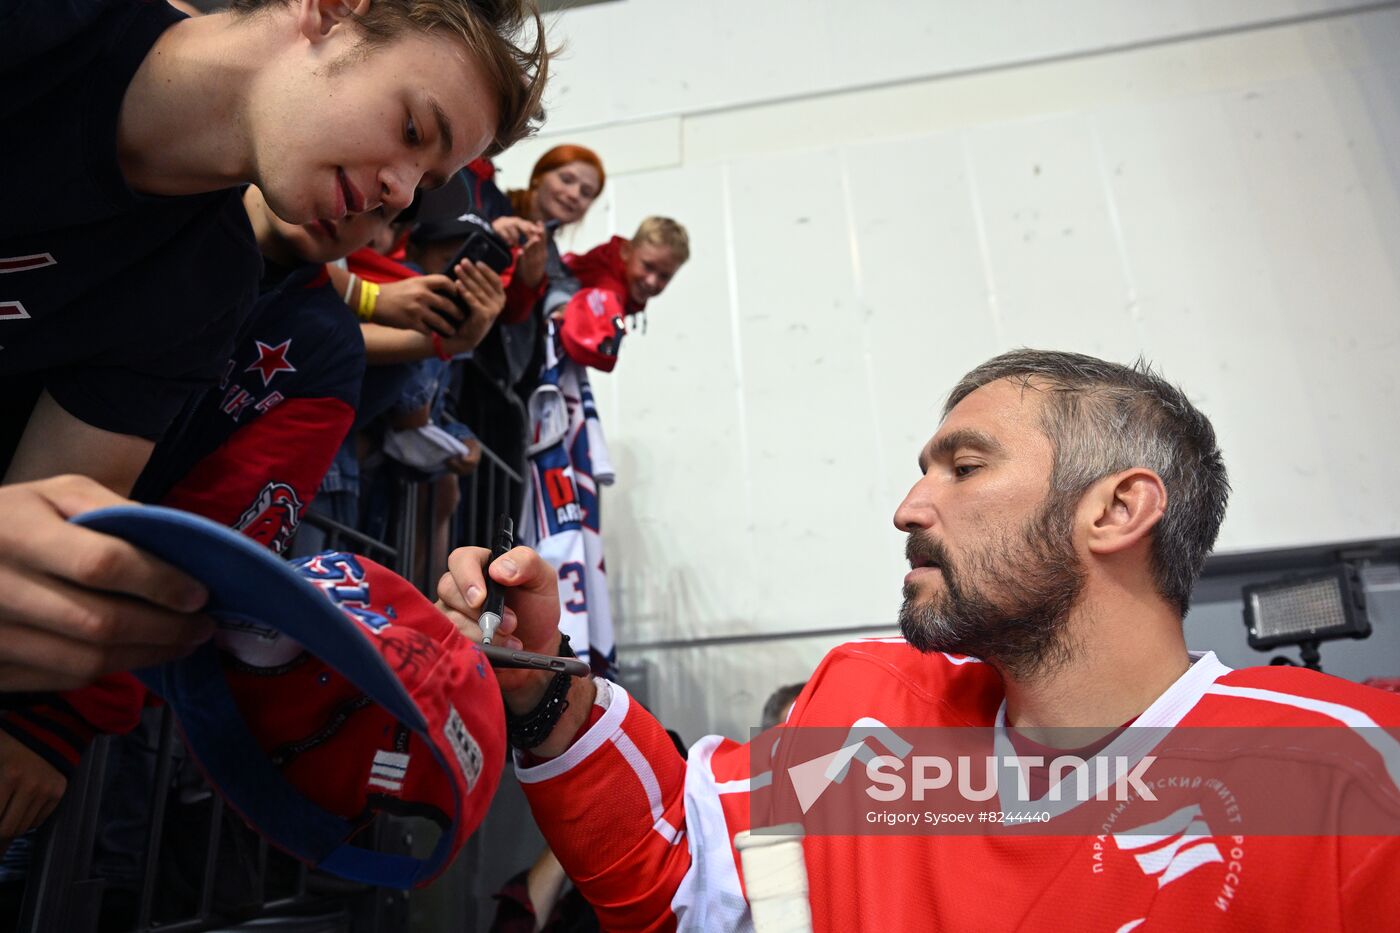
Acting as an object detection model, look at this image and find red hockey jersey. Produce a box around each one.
[519,640,1400,932]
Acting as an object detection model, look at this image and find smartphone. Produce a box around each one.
[442,218,512,318]
[449,228,513,275]
[479,642,592,678]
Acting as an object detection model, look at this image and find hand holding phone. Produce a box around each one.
[444,215,512,277]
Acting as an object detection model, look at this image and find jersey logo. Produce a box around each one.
[235,481,304,554]
[246,338,297,386]
[0,253,56,325]
[0,253,56,274]
[1113,804,1224,888]
[221,386,285,422]
[293,552,393,634]
[586,290,607,317]
[542,467,582,527]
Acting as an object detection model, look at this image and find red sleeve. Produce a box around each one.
[499,251,545,326]
[62,674,148,735]
[0,674,146,778]
[516,682,759,932]
[346,247,419,284]
[559,287,627,372]
[520,690,691,932]
[159,396,354,553]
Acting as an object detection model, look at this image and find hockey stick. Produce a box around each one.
[734,823,814,933]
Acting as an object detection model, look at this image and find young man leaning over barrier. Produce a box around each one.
[0,0,547,692]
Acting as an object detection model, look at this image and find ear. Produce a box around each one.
[619,241,633,263]
[296,0,370,44]
[1082,468,1166,556]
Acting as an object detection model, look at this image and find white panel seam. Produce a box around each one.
[1089,116,1146,341]
[1205,683,1400,789]
[609,728,668,829]
[719,163,757,545]
[515,680,631,784]
[960,136,1007,347]
[837,148,893,551]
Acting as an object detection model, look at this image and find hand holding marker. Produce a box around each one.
[476,514,590,678]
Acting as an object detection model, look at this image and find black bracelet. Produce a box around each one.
[505,634,577,750]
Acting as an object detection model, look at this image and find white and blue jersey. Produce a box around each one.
[519,325,618,679]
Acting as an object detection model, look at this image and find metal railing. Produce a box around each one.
[17,711,407,933]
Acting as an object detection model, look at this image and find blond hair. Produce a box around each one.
[632,216,690,264]
[232,0,549,156]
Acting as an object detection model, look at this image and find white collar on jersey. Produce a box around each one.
[990,651,1233,819]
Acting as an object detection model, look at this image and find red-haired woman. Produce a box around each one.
[492,145,607,324]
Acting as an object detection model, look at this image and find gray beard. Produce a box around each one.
[898,502,1085,680]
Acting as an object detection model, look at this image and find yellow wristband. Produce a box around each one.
[356,280,380,322]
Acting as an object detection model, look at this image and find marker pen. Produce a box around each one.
[478,513,513,645]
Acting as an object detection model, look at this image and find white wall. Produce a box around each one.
[526,0,1386,135]
[497,1,1400,741]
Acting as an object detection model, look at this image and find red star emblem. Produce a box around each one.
[245,339,296,387]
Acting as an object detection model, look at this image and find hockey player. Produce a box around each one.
[439,349,1400,931]
[0,0,546,691]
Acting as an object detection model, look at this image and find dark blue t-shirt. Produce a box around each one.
[0,0,260,463]
[134,262,366,503]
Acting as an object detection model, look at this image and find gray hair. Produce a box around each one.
[945,349,1230,615]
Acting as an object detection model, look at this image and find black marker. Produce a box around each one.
[476,513,591,679]
[478,514,513,645]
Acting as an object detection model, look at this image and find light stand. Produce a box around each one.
[1241,563,1370,673]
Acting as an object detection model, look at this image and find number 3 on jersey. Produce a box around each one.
[558,561,588,613]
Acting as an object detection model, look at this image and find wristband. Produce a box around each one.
[430,332,452,361]
[356,280,380,322]
[341,273,359,306]
[505,634,576,750]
